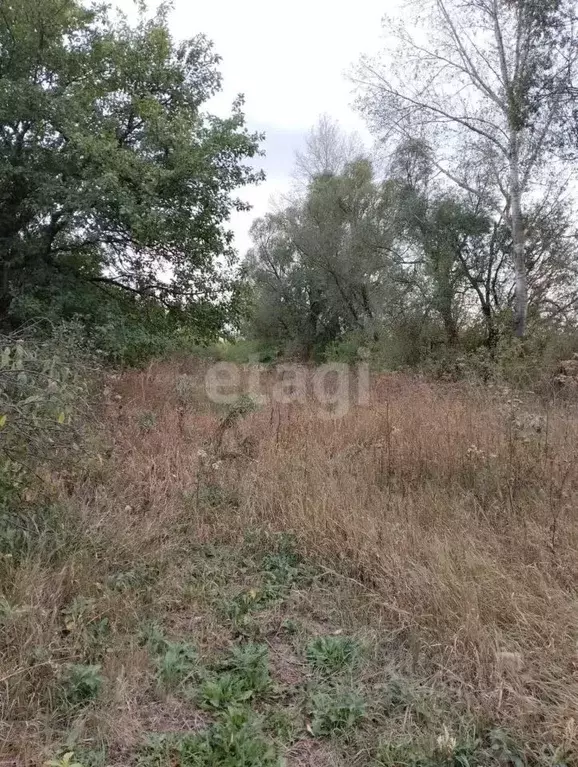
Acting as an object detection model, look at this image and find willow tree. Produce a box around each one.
[355,0,578,338]
[245,139,403,357]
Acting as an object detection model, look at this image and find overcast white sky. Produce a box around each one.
[119,0,388,254]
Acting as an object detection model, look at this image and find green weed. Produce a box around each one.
[138,411,156,432]
[309,689,366,737]
[60,664,103,706]
[138,708,280,767]
[155,641,198,689]
[221,585,283,622]
[262,551,302,586]
[200,642,272,710]
[199,672,254,710]
[138,622,168,654]
[306,635,361,675]
[224,643,271,693]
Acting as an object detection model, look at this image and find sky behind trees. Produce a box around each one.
[118,0,389,252]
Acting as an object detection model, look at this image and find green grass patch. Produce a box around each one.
[306,635,362,675]
[138,708,280,767]
[308,688,366,738]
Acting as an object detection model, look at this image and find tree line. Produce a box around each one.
[245,0,578,366]
[3,0,578,369]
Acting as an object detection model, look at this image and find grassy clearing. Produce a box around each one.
[2,358,578,765]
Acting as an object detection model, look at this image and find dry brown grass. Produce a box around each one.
[3,356,578,763]
[102,360,578,749]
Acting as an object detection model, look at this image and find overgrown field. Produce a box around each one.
[2,357,578,766]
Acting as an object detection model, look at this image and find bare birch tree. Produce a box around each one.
[294,114,365,183]
[355,0,578,337]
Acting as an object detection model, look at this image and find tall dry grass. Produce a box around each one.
[102,360,578,748]
[3,356,578,760]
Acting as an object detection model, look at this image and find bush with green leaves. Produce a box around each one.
[60,663,103,706]
[0,323,93,457]
[309,689,366,737]
[306,635,361,675]
[0,324,95,557]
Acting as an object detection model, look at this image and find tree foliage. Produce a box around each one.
[354,0,578,338]
[244,123,409,357]
[245,118,578,364]
[0,0,263,348]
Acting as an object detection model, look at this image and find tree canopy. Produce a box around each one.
[354,0,578,338]
[244,115,578,364]
[0,0,263,345]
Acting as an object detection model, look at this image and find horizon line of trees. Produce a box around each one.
[243,0,578,365]
[4,0,578,370]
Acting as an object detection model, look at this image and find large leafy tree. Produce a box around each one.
[0,0,263,335]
